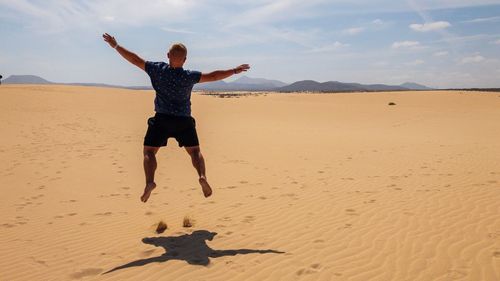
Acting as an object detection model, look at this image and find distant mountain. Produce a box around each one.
[278,80,359,92]
[400,82,434,90]
[3,75,53,84]
[66,82,152,90]
[278,80,409,92]
[194,76,288,91]
[1,75,152,89]
[232,76,288,87]
[2,74,435,92]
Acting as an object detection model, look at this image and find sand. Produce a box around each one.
[0,85,499,281]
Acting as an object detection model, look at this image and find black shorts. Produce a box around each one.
[144,113,199,147]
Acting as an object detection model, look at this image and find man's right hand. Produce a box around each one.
[102,33,118,48]
[102,33,146,71]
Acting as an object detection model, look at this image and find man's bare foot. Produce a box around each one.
[199,177,212,197]
[141,182,156,203]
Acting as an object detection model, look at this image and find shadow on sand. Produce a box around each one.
[104,230,284,274]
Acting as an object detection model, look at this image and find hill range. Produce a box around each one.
[1,74,434,92]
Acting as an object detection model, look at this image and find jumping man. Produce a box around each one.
[102,33,250,202]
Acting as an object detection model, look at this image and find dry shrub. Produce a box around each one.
[183,216,194,228]
[156,221,167,234]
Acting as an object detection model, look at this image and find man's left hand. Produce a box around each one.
[234,64,250,74]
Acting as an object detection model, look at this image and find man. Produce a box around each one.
[102,33,250,203]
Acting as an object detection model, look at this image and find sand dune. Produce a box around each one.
[0,85,499,280]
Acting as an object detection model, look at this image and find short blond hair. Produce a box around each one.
[169,43,187,59]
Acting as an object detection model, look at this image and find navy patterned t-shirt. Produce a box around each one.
[145,61,201,117]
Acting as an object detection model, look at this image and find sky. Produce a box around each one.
[1,0,500,88]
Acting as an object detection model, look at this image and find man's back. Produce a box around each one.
[145,61,201,117]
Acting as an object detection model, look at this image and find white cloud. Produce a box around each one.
[224,0,327,27]
[407,59,425,66]
[343,27,364,35]
[410,21,451,32]
[372,19,383,25]
[494,39,500,45]
[0,0,196,32]
[264,26,323,48]
[102,16,115,22]
[161,27,196,34]
[462,16,500,23]
[461,55,485,64]
[404,0,500,11]
[306,41,349,53]
[392,41,420,49]
[373,61,389,67]
[436,34,498,44]
[433,51,449,57]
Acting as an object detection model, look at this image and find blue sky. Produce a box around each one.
[1,0,500,88]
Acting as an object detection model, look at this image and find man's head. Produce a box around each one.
[167,43,187,67]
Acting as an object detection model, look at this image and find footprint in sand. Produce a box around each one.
[94,212,112,216]
[345,209,359,216]
[296,264,321,276]
[140,249,156,257]
[69,268,103,279]
[310,263,321,269]
[242,216,255,223]
[1,223,16,228]
[447,269,467,279]
[30,257,47,266]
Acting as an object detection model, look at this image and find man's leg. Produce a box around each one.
[141,146,160,202]
[185,146,212,197]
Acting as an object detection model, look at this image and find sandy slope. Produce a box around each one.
[0,85,499,281]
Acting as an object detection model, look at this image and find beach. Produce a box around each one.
[0,85,499,280]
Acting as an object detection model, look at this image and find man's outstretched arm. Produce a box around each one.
[199,64,250,83]
[102,33,146,71]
